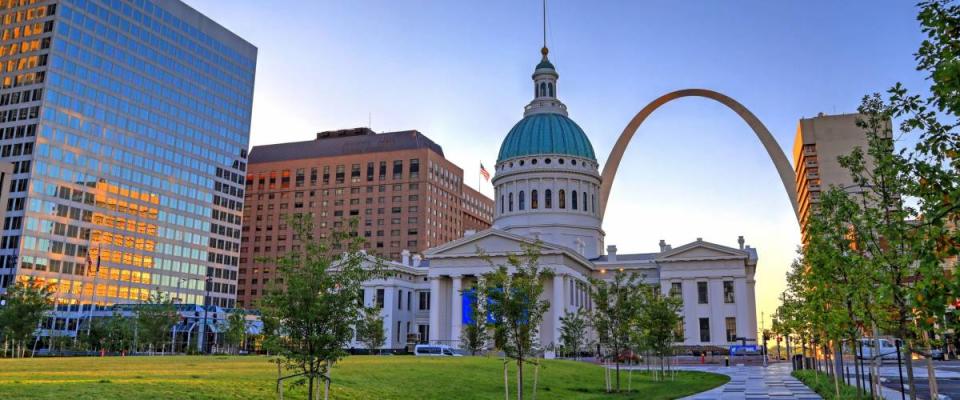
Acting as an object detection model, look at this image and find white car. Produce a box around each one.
[853,338,900,361]
[414,344,461,357]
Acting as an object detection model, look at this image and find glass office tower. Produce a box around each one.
[0,0,256,309]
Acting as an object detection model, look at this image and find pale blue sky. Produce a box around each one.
[187,0,928,329]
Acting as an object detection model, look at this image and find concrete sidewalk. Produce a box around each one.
[672,363,821,399]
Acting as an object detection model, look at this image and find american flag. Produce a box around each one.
[479,163,490,181]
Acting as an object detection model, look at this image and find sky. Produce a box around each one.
[187,0,929,331]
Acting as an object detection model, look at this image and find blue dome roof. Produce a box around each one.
[497,113,596,162]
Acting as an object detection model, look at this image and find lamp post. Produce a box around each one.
[197,276,212,354]
[171,277,186,353]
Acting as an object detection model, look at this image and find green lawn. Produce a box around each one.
[0,355,727,399]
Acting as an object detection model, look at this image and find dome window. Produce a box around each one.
[518,191,526,211]
[559,159,565,165]
[531,159,538,165]
[509,193,514,212]
[571,160,577,166]
[509,162,514,168]
[545,189,552,209]
[548,82,554,97]
[531,190,539,209]
[559,189,566,209]
[572,190,578,210]
[545,158,551,164]
[583,192,588,212]
[519,160,525,166]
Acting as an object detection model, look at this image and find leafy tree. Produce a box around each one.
[100,311,135,353]
[356,307,386,355]
[460,283,490,356]
[0,277,53,358]
[482,243,552,400]
[588,271,641,393]
[135,291,179,354]
[558,308,588,359]
[635,285,683,380]
[802,187,876,397]
[840,2,960,397]
[224,311,248,354]
[259,216,379,400]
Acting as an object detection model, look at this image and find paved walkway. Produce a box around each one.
[674,363,821,399]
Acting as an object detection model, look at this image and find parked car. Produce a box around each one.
[928,348,945,361]
[852,338,899,361]
[413,344,461,357]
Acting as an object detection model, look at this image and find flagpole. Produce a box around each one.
[86,244,100,338]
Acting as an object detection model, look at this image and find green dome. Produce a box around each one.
[497,113,596,162]
[536,59,555,70]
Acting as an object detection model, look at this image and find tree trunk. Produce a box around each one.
[904,339,917,400]
[517,359,523,400]
[532,362,539,400]
[503,358,509,400]
[923,332,939,400]
[307,375,315,400]
[615,359,621,392]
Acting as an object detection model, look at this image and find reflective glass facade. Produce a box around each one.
[0,0,256,308]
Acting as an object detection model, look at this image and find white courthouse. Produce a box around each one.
[359,47,759,355]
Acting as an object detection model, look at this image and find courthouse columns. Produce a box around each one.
[551,274,565,355]
[429,277,441,344]
[450,275,463,346]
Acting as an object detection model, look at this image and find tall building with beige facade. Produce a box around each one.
[793,113,872,239]
[237,128,493,307]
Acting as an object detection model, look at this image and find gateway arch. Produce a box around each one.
[599,89,799,221]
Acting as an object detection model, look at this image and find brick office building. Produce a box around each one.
[237,128,493,307]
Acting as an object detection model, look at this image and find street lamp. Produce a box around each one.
[197,276,212,354]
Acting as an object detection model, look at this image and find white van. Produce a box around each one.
[414,344,461,357]
[854,338,900,361]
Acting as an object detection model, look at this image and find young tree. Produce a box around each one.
[558,308,588,359]
[101,311,135,353]
[0,277,53,358]
[356,307,386,355]
[136,291,180,354]
[802,187,875,397]
[844,2,960,398]
[589,271,641,393]
[259,216,380,400]
[483,243,552,400]
[224,311,248,355]
[635,285,683,380]
[461,283,490,356]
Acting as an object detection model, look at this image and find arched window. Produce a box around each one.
[592,194,596,213]
[531,190,539,209]
[548,82,554,97]
[583,192,588,212]
[509,192,514,212]
[539,82,547,97]
[500,195,504,214]
[545,189,552,209]
[518,191,525,210]
[572,190,578,210]
[559,189,566,209]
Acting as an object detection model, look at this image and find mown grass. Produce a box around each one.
[792,370,870,400]
[0,355,727,399]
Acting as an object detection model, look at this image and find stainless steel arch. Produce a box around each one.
[599,89,799,221]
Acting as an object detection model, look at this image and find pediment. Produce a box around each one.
[423,228,594,268]
[656,240,746,262]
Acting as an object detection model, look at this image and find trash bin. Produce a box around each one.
[792,354,804,370]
